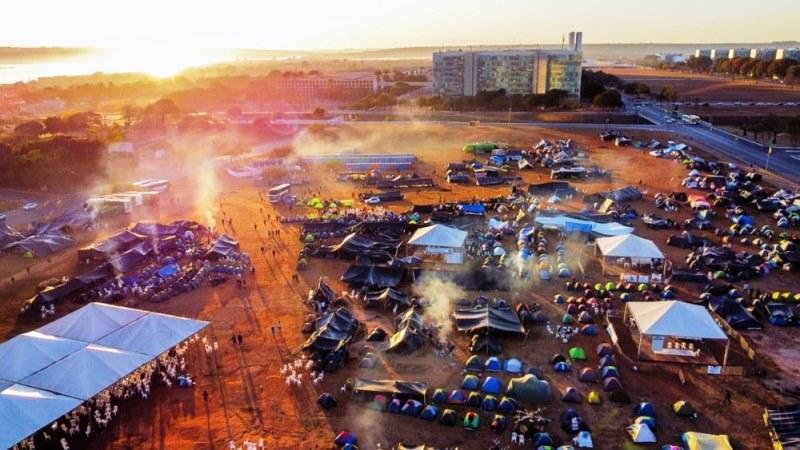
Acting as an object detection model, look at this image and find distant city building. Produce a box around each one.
[750,48,778,60]
[728,48,751,59]
[709,49,729,60]
[276,72,381,98]
[657,53,686,64]
[694,49,712,58]
[776,48,800,60]
[432,31,583,97]
[20,99,66,115]
[107,142,134,155]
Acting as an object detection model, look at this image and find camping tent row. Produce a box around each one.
[407,224,468,264]
[0,303,208,449]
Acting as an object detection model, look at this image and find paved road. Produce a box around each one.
[633,100,800,184]
[0,189,84,229]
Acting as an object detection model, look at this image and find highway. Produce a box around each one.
[633,100,800,184]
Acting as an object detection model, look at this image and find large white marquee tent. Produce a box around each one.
[407,224,468,264]
[0,303,208,449]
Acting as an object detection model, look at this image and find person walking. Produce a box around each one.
[202,390,209,402]
[723,389,732,404]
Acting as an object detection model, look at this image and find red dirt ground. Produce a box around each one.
[601,66,800,103]
[1,123,798,450]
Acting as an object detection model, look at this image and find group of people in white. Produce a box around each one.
[12,338,199,450]
[228,438,266,450]
[280,355,324,387]
[546,322,577,343]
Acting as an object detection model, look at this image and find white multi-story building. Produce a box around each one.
[776,48,800,60]
[709,49,729,60]
[728,48,751,59]
[750,48,778,60]
[432,32,583,97]
[694,49,712,58]
[657,53,686,64]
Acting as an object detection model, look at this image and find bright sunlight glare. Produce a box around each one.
[87,46,228,78]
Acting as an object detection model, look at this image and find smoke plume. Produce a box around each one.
[412,273,465,340]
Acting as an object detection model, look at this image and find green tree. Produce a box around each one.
[624,82,651,96]
[784,65,800,84]
[311,107,326,119]
[144,98,180,127]
[14,120,45,137]
[767,58,797,79]
[658,85,679,102]
[592,89,623,109]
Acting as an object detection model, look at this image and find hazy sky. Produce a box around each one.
[3,0,799,49]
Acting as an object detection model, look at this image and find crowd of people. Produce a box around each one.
[13,339,199,450]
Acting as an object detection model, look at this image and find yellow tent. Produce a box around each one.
[587,391,601,405]
[682,432,733,450]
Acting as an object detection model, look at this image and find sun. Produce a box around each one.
[91,46,226,78]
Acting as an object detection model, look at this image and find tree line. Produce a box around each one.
[644,55,800,83]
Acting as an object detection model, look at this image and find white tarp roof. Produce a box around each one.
[0,303,208,447]
[626,301,728,340]
[408,224,467,248]
[534,215,633,236]
[20,344,152,400]
[38,302,147,342]
[97,313,208,357]
[0,331,85,382]
[0,384,83,450]
[595,234,664,259]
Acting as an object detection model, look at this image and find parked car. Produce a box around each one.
[23,202,38,211]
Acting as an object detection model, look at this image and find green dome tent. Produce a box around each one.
[568,346,587,361]
[463,411,480,430]
[506,374,551,404]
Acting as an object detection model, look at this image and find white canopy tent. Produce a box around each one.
[38,302,147,342]
[595,234,665,275]
[97,312,208,357]
[0,331,85,382]
[535,215,634,236]
[595,234,664,261]
[624,301,730,365]
[0,302,208,448]
[20,344,152,400]
[407,224,468,264]
[0,383,84,450]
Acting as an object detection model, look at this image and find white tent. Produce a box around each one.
[595,234,664,261]
[534,215,633,236]
[20,344,152,400]
[626,301,727,340]
[0,383,83,450]
[408,224,467,248]
[97,313,208,357]
[0,331,85,382]
[628,423,657,443]
[38,303,147,342]
[625,301,730,365]
[0,302,209,448]
[407,224,468,264]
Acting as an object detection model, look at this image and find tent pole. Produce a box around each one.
[637,333,643,360]
[722,340,730,367]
